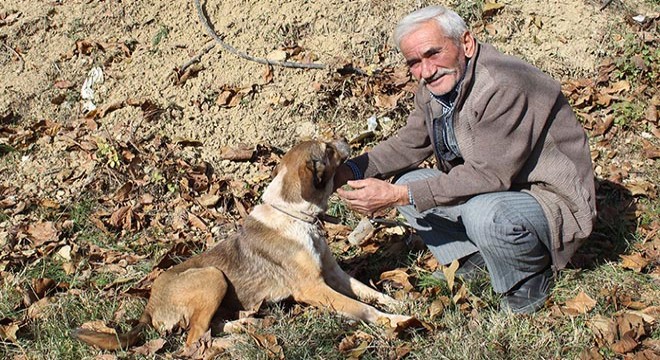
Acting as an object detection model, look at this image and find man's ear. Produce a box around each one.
[462,31,476,58]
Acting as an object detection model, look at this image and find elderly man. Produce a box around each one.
[335,5,596,314]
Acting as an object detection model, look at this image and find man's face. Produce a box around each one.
[400,21,475,96]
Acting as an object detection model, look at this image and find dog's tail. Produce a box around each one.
[71,313,151,350]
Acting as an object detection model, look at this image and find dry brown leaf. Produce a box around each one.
[188,212,208,231]
[578,346,605,360]
[220,144,254,161]
[483,2,505,17]
[79,320,117,335]
[39,198,60,209]
[624,180,657,198]
[113,182,133,202]
[428,297,447,318]
[338,333,357,353]
[587,315,617,346]
[591,115,614,136]
[0,321,19,342]
[216,89,235,107]
[564,291,597,314]
[616,312,647,340]
[249,333,284,359]
[31,278,57,300]
[171,206,188,231]
[604,80,631,94]
[27,297,54,319]
[394,343,412,359]
[94,355,118,360]
[109,205,131,228]
[179,330,238,360]
[443,259,460,291]
[374,92,404,109]
[452,283,468,305]
[384,316,432,339]
[378,268,413,291]
[131,338,166,355]
[611,333,638,354]
[26,221,58,246]
[53,80,74,89]
[197,193,220,207]
[621,253,650,272]
[642,139,660,159]
[263,65,274,84]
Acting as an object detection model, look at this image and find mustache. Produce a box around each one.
[421,68,456,85]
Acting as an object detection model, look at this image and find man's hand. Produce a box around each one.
[337,178,409,215]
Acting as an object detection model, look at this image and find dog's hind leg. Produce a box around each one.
[187,267,227,346]
[158,267,227,347]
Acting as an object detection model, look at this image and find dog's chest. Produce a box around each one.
[285,223,326,267]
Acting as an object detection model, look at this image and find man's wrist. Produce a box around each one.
[344,159,363,180]
[395,184,413,206]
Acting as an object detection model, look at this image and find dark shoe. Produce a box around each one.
[501,267,554,314]
[432,252,486,282]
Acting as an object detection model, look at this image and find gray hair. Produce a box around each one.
[393,5,468,49]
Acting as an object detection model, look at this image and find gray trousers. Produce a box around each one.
[395,169,551,293]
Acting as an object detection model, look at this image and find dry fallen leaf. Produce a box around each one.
[220,144,255,161]
[26,221,58,246]
[378,268,414,291]
[610,333,638,354]
[249,332,284,359]
[443,259,460,291]
[428,296,448,318]
[620,253,650,272]
[587,314,617,347]
[564,291,597,314]
[131,338,166,356]
[483,1,505,17]
[0,321,20,342]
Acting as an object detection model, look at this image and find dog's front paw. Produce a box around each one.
[376,294,403,309]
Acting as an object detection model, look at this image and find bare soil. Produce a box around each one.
[1,0,629,193]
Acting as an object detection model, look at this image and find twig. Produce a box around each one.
[600,0,614,11]
[192,0,367,75]
[177,41,216,75]
[2,42,24,73]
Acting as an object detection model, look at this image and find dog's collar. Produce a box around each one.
[269,204,319,224]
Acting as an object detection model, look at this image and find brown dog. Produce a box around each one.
[72,139,411,350]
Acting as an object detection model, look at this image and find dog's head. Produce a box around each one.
[262,138,350,213]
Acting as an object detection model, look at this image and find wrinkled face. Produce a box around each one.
[273,139,350,207]
[400,20,475,96]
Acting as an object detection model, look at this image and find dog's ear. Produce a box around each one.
[271,163,281,179]
[306,143,329,188]
[306,156,326,188]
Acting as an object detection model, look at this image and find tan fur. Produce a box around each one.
[71,139,411,350]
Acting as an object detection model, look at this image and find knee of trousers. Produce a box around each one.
[460,196,533,252]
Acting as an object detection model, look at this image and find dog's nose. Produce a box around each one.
[332,138,350,161]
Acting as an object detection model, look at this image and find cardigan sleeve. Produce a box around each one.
[348,87,434,179]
